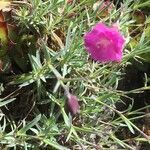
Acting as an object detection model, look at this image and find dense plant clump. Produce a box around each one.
[0,0,150,149]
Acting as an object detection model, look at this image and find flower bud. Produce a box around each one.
[66,93,80,115]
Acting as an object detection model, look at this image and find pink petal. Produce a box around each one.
[84,22,125,63]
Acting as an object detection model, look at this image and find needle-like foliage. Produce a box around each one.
[0,0,150,149]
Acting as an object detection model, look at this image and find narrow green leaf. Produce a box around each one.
[0,98,15,107]
[43,139,69,150]
[18,114,41,134]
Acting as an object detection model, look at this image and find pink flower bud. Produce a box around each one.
[93,0,114,16]
[67,93,80,115]
[67,0,73,3]
[84,22,125,63]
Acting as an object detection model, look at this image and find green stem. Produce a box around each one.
[95,98,150,140]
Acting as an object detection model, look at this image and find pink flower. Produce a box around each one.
[84,23,125,62]
[66,93,80,115]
